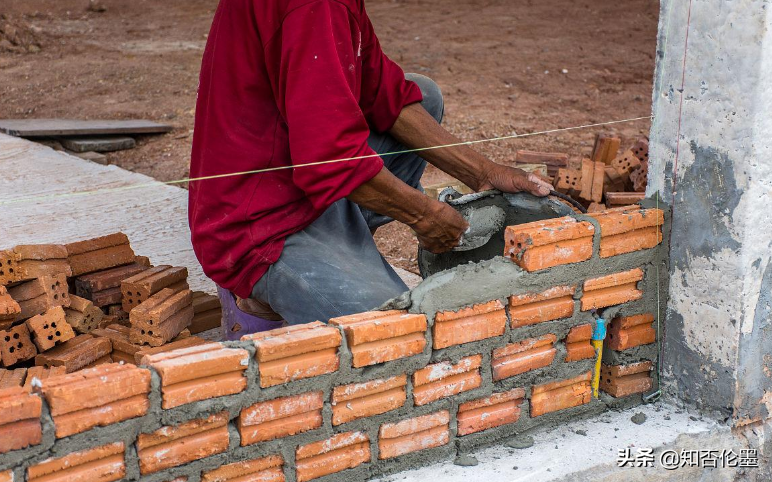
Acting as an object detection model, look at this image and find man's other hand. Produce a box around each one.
[480,164,552,197]
[410,200,469,254]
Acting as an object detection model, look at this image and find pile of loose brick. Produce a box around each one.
[514,134,650,212]
[0,202,665,482]
[0,232,222,385]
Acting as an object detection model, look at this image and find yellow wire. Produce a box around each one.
[0,115,650,207]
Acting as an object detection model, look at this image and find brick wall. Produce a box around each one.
[0,203,666,482]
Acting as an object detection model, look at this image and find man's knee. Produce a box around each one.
[405,73,444,124]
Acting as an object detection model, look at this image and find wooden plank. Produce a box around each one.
[0,119,172,138]
[60,136,136,153]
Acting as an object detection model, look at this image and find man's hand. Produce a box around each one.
[479,164,552,197]
[409,200,469,253]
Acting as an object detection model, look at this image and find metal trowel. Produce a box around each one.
[453,205,507,251]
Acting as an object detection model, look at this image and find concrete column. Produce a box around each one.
[649,0,772,425]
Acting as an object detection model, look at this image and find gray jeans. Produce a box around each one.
[251,73,444,325]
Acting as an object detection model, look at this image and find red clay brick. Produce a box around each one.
[605,192,645,207]
[132,334,207,364]
[41,363,151,438]
[607,313,656,351]
[65,233,136,277]
[0,323,37,367]
[137,412,230,475]
[202,455,284,482]
[239,392,324,445]
[531,371,592,417]
[504,217,595,271]
[0,386,42,454]
[591,134,621,164]
[296,432,370,482]
[0,245,71,286]
[412,355,482,405]
[433,300,506,349]
[0,470,11,482]
[64,295,104,334]
[8,273,71,322]
[552,168,582,198]
[564,324,596,362]
[22,366,66,391]
[129,288,193,346]
[35,334,112,373]
[330,310,426,367]
[75,263,148,307]
[492,334,557,381]
[331,375,407,425]
[121,265,189,312]
[190,291,221,334]
[378,411,450,459]
[600,361,653,398]
[591,161,606,203]
[509,285,575,327]
[244,323,341,387]
[143,343,249,409]
[0,286,21,326]
[26,306,76,351]
[27,442,125,482]
[610,149,642,182]
[589,208,664,257]
[582,268,644,311]
[0,367,26,388]
[457,388,525,436]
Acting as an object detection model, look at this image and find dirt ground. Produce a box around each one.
[0,0,659,274]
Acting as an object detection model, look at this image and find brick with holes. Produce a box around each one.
[64,295,104,334]
[35,334,112,373]
[610,149,642,183]
[509,285,575,327]
[75,262,148,307]
[25,306,75,351]
[132,334,207,365]
[605,192,645,207]
[26,442,125,482]
[65,233,136,277]
[581,268,644,311]
[296,432,370,482]
[600,361,653,397]
[0,244,71,286]
[22,366,66,391]
[0,323,37,367]
[432,300,506,349]
[121,266,189,312]
[238,391,324,445]
[0,286,20,329]
[378,411,450,459]
[505,217,595,271]
[202,455,284,482]
[412,355,482,405]
[189,291,222,334]
[0,367,26,388]
[552,168,582,198]
[492,334,557,380]
[8,273,70,321]
[588,208,664,258]
[0,386,43,454]
[591,133,621,164]
[457,388,525,436]
[329,310,426,367]
[129,288,193,346]
[564,324,595,361]
[579,158,595,202]
[531,371,592,417]
[331,375,407,425]
[243,322,341,387]
[607,313,656,351]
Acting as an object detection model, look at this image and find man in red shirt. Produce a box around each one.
[189,0,551,332]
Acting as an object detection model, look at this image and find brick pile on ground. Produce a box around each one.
[0,232,222,390]
[0,203,665,482]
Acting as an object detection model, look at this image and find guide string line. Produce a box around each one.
[0,115,650,207]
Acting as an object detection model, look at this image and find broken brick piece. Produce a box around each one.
[75,263,148,307]
[0,286,20,325]
[25,306,76,351]
[0,386,43,454]
[22,366,66,391]
[630,162,648,192]
[605,192,645,207]
[35,334,111,373]
[296,432,370,482]
[8,273,71,321]
[607,313,656,351]
[331,375,407,425]
[531,371,592,417]
[144,343,249,409]
[27,442,125,482]
[457,388,525,436]
[508,285,575,327]
[0,367,26,388]
[0,323,37,367]
[238,392,323,445]
[137,412,230,475]
[65,233,136,277]
[504,217,595,271]
[433,300,506,349]
[516,150,568,177]
[121,265,189,312]
[600,361,653,397]
[412,355,482,406]
[202,455,284,482]
[588,208,664,258]
[0,244,71,286]
[492,334,557,381]
[64,295,104,334]
[564,324,595,362]
[329,310,426,367]
[190,291,222,334]
[41,363,150,438]
[243,322,341,387]
[378,411,449,459]
[129,288,193,346]
[582,268,644,311]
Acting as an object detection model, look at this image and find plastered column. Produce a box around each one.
[649,0,772,423]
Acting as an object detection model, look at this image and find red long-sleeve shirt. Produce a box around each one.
[189,0,422,298]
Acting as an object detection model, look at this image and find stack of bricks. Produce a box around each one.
[0,202,665,482]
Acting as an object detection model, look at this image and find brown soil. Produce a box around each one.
[0,0,658,274]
